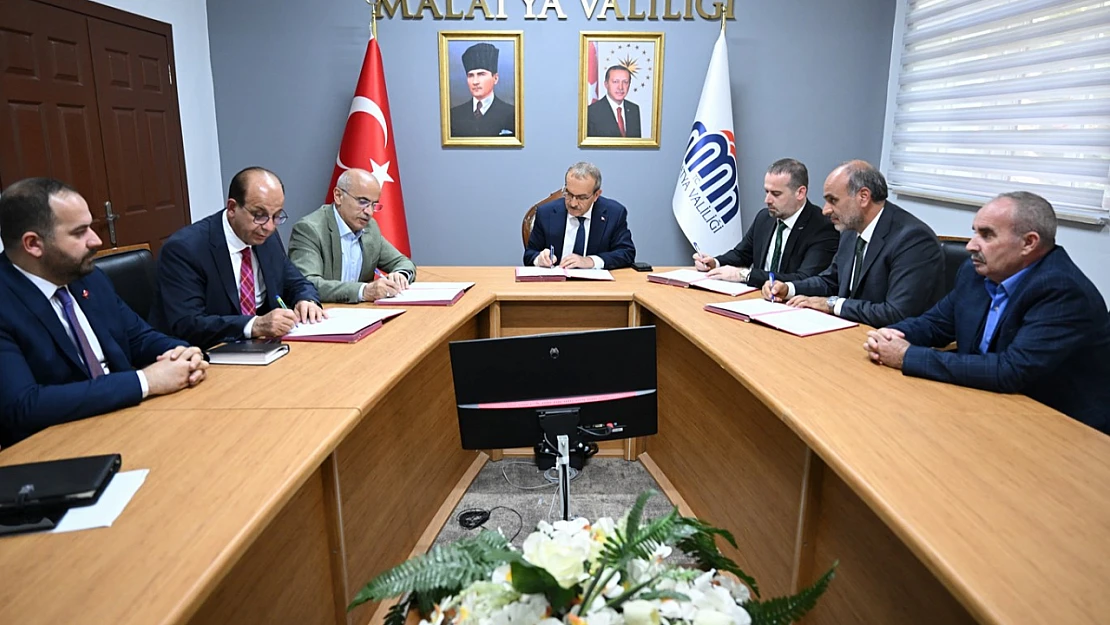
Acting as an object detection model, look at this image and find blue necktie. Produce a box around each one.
[572,216,586,256]
[55,287,102,379]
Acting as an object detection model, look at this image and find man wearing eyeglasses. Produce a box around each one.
[523,162,636,270]
[289,168,416,303]
[151,167,323,349]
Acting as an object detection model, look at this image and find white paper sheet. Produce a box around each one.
[284,308,402,338]
[51,469,148,533]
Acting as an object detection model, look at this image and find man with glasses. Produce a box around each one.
[289,168,416,302]
[151,167,323,349]
[524,162,636,270]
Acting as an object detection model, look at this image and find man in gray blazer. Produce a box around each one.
[762,160,944,328]
[289,168,416,303]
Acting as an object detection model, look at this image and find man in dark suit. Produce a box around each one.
[694,158,838,287]
[586,66,642,138]
[523,162,636,270]
[150,167,323,349]
[0,178,208,446]
[866,192,1110,434]
[449,43,515,138]
[764,160,944,327]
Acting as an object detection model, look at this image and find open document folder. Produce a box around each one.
[515,267,615,282]
[647,269,757,297]
[283,308,405,343]
[373,282,474,306]
[704,299,857,337]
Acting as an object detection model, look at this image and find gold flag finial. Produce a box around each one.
[366,0,377,39]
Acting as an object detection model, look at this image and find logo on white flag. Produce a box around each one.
[677,122,740,234]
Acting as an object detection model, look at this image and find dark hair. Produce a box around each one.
[227,167,284,207]
[841,160,888,203]
[0,177,76,249]
[997,191,1057,248]
[766,158,808,191]
[604,66,631,83]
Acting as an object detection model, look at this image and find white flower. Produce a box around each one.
[583,606,623,625]
[622,600,660,625]
[692,609,731,625]
[588,517,617,564]
[492,563,513,585]
[712,573,751,604]
[488,593,550,625]
[522,520,594,588]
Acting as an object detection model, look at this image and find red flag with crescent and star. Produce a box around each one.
[325,36,411,256]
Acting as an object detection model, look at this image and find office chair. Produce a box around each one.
[92,244,157,321]
[938,236,971,295]
[521,189,564,248]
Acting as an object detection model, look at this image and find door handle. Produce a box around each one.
[104,201,118,247]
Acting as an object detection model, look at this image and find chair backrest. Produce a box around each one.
[522,189,565,248]
[92,244,156,321]
[938,236,971,295]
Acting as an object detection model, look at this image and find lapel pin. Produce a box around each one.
[82,289,89,299]
[601,216,606,221]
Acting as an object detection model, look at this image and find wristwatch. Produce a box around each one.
[826,296,840,313]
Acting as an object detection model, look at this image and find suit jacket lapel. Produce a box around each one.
[751,212,772,270]
[552,204,569,254]
[837,232,857,298]
[359,220,381,281]
[852,207,893,297]
[780,202,813,265]
[324,209,345,280]
[207,213,239,310]
[255,237,284,308]
[71,275,130,372]
[587,202,607,256]
[0,257,85,373]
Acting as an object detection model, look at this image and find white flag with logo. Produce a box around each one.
[672,31,743,255]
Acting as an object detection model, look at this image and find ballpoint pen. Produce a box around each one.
[549,245,556,267]
[275,295,290,310]
[767,272,776,302]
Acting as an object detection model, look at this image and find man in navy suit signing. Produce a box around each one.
[151,167,323,349]
[865,192,1110,434]
[524,162,636,270]
[0,178,208,446]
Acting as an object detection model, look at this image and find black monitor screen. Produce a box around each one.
[449,326,658,450]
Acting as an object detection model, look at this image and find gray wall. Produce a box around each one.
[207,0,897,267]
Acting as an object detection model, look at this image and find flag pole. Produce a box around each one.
[720,5,726,34]
[367,0,377,39]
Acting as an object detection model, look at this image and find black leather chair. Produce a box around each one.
[939,236,971,295]
[92,244,157,321]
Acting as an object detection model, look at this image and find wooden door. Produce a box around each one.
[0,0,190,255]
[87,17,187,255]
[0,0,112,241]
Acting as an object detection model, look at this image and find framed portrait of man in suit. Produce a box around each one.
[439,31,524,147]
[578,32,664,148]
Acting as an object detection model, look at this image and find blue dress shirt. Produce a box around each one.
[978,261,1040,354]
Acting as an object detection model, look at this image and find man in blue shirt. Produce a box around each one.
[864,192,1110,433]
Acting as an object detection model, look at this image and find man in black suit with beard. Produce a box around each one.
[694,158,838,287]
[449,43,516,138]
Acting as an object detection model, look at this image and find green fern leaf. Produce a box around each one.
[744,563,836,625]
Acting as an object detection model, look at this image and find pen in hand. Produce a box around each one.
[548,245,556,267]
[275,295,290,310]
[767,272,777,303]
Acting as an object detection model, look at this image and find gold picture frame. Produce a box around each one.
[439,31,524,147]
[578,31,664,148]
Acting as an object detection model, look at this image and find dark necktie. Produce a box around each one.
[768,220,787,273]
[474,102,483,119]
[850,236,866,292]
[55,287,102,379]
[616,106,626,137]
[572,216,587,256]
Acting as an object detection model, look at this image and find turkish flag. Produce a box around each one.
[326,36,411,256]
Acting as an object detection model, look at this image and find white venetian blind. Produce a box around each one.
[890,0,1110,224]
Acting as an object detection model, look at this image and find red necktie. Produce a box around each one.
[239,248,256,315]
[616,106,626,137]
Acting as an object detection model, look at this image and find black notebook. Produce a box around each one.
[0,454,121,535]
[207,339,290,365]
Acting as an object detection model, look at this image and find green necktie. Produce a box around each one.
[768,220,787,273]
[850,236,866,292]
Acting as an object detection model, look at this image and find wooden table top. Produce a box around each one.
[0,407,358,625]
[1,266,1106,625]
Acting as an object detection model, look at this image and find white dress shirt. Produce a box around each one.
[221,210,266,337]
[12,264,149,397]
[333,206,370,301]
[472,93,494,115]
[533,206,605,269]
[761,205,805,271]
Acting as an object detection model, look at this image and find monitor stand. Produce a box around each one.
[538,408,584,521]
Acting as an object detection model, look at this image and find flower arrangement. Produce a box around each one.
[350,491,835,625]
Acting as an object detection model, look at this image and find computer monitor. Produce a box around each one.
[448,326,658,453]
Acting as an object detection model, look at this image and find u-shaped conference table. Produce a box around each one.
[0,267,1107,625]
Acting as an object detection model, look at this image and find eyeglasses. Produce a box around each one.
[563,187,598,203]
[244,207,288,225]
[338,187,383,212]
